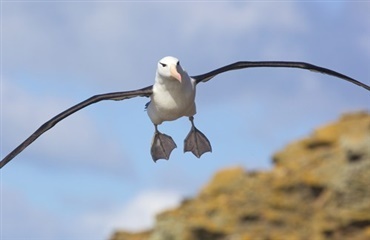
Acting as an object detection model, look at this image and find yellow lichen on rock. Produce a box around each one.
[111,112,370,240]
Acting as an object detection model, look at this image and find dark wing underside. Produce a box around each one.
[2,60,369,169]
[191,61,370,91]
[0,85,153,169]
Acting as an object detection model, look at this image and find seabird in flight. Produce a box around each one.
[1,56,369,169]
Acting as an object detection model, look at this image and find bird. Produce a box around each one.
[146,56,210,161]
[1,56,369,169]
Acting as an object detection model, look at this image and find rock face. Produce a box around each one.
[111,112,370,240]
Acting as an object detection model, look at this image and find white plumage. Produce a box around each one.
[147,56,197,125]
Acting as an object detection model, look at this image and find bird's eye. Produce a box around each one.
[160,63,167,67]
[177,61,180,66]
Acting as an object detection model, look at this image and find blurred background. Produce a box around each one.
[1,1,369,239]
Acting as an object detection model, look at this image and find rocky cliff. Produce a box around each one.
[111,112,370,240]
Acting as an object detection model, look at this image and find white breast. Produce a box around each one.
[147,75,196,125]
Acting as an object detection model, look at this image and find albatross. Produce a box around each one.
[1,56,369,168]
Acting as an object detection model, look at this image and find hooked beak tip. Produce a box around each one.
[170,65,182,82]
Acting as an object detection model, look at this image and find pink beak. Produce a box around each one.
[170,65,182,82]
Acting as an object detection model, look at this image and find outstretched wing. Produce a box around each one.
[191,61,370,91]
[0,85,153,169]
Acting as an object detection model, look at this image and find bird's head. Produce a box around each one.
[156,56,183,83]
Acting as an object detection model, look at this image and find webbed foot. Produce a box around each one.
[184,117,212,158]
[151,126,177,162]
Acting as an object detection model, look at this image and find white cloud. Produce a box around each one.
[2,2,311,90]
[1,78,132,173]
[81,189,182,238]
[177,2,309,45]
[2,2,142,90]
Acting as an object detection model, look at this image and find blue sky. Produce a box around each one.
[1,1,369,239]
